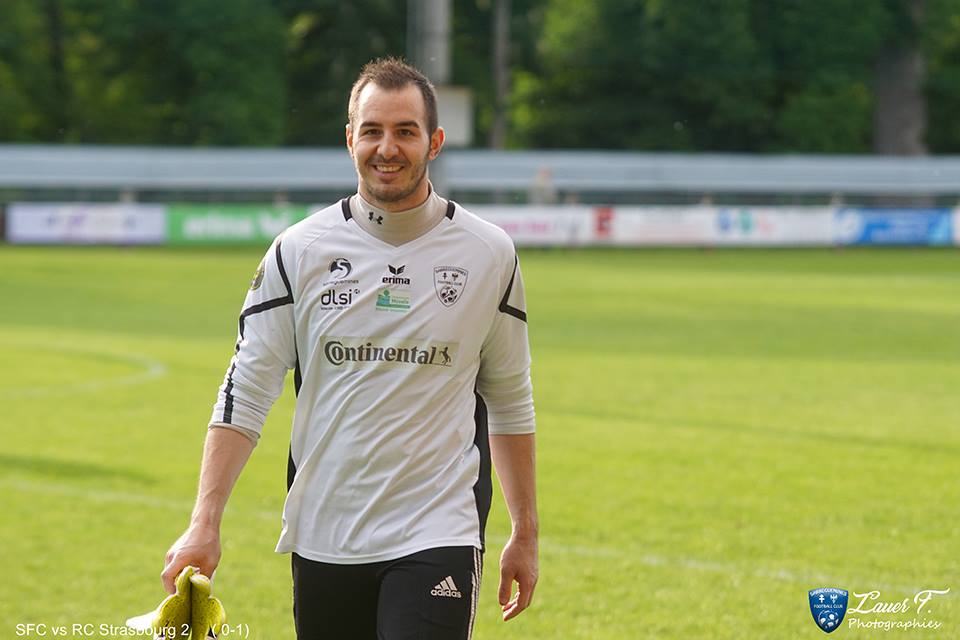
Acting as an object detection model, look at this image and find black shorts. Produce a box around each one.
[291,546,483,640]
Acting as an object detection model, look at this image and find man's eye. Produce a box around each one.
[398,129,414,136]
[362,129,380,136]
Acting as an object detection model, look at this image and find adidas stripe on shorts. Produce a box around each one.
[292,546,483,639]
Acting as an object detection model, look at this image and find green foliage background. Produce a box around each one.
[4,0,960,150]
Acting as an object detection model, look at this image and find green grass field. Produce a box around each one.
[1,245,957,639]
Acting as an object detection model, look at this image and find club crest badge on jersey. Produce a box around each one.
[434,266,468,307]
[809,588,848,633]
[250,261,265,290]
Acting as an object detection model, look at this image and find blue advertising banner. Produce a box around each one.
[834,208,954,246]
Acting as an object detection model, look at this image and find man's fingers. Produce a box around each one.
[502,595,522,621]
[497,569,513,606]
[518,573,537,609]
[500,584,527,621]
[199,563,217,583]
[498,537,538,621]
[160,561,179,594]
[500,574,537,621]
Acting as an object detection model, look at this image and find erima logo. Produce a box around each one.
[329,258,352,280]
[324,339,455,367]
[431,577,462,599]
[382,264,410,286]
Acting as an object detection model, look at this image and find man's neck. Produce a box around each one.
[350,186,447,247]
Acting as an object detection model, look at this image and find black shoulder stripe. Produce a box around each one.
[341,198,352,221]
[224,239,295,424]
[239,296,292,337]
[238,239,294,337]
[498,254,527,323]
[445,200,456,219]
[472,389,492,551]
[294,359,302,396]
[222,361,238,423]
[286,446,297,492]
[275,239,293,298]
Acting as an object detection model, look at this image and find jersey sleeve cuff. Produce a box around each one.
[488,423,536,435]
[208,422,261,444]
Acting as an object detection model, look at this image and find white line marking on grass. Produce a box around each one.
[2,477,277,522]
[6,477,928,595]
[2,478,193,511]
[538,541,925,594]
[0,345,168,397]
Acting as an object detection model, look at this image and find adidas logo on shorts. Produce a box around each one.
[430,576,462,599]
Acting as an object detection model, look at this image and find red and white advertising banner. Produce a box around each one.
[471,206,594,246]
[607,207,716,245]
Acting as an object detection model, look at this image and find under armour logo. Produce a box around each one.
[368,211,383,225]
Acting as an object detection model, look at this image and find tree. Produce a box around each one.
[0,0,64,141]
[922,0,960,151]
[872,0,927,155]
[752,0,894,153]
[273,0,406,145]
[511,0,773,150]
[5,0,960,152]
[511,0,953,153]
[0,0,287,145]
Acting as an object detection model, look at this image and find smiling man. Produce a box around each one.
[348,72,436,209]
[161,58,539,639]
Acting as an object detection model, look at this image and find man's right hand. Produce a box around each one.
[161,523,221,593]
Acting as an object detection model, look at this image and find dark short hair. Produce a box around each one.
[348,57,439,135]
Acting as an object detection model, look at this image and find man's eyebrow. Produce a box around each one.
[358,120,421,129]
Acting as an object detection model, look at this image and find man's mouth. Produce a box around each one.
[373,164,403,173]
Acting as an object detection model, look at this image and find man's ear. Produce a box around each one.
[345,123,354,158]
[429,126,445,160]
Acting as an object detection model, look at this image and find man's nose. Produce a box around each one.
[377,132,399,159]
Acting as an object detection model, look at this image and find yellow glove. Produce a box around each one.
[189,571,226,639]
[126,566,226,639]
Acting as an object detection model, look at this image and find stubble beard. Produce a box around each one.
[360,149,430,207]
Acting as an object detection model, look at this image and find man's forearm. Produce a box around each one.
[162,426,256,592]
[191,426,257,528]
[490,433,539,620]
[489,433,538,537]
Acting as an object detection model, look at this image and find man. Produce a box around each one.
[161,57,538,639]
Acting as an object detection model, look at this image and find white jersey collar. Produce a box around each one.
[350,185,448,247]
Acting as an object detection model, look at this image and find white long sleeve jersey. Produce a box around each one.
[210,198,535,564]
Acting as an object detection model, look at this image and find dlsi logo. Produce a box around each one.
[320,287,360,309]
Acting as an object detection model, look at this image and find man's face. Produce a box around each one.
[346,83,444,212]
